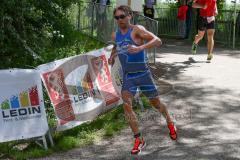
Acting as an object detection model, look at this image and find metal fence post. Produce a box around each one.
[154,20,159,65]
[91,2,94,36]
[232,0,237,49]
[77,2,81,31]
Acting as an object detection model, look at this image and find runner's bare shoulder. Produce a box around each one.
[132,25,146,33]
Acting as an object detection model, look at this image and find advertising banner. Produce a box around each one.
[38,47,122,131]
[0,69,49,143]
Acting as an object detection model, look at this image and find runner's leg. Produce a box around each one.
[207,29,215,54]
[122,90,139,134]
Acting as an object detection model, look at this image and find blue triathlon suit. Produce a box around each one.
[115,28,159,99]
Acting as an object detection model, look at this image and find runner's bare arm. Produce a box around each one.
[128,25,161,54]
[192,1,207,9]
[108,32,117,65]
[215,2,218,16]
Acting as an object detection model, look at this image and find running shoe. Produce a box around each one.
[168,122,177,140]
[207,53,213,61]
[131,137,146,154]
[192,42,198,54]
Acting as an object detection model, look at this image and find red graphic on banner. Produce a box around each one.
[91,55,120,106]
[55,100,75,125]
[29,85,39,106]
[43,69,75,125]
[92,55,111,86]
[86,73,93,89]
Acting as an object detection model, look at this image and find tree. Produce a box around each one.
[0,0,78,69]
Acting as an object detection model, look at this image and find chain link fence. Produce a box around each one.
[70,2,239,56]
[70,1,158,64]
[133,14,159,63]
[155,7,240,48]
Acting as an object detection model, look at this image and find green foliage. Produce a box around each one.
[9,148,51,160]
[40,31,104,63]
[56,136,78,150]
[0,0,81,69]
[217,0,225,10]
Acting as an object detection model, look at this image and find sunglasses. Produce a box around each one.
[114,14,127,20]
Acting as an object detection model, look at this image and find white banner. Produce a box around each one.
[0,69,49,143]
[38,46,122,131]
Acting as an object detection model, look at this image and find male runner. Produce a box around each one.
[108,5,177,155]
[191,0,218,61]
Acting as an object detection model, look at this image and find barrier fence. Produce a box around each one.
[0,46,121,147]
[73,2,239,49]
[155,7,240,48]
[74,1,158,64]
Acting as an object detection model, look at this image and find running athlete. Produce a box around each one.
[108,5,177,155]
[191,0,218,61]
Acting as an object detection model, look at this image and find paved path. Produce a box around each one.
[36,40,240,160]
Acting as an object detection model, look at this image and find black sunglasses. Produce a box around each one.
[114,14,126,20]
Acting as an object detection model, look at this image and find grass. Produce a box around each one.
[0,97,151,160]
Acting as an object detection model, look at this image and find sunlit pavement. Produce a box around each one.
[35,41,240,160]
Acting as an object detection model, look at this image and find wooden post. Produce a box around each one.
[128,0,131,6]
[232,0,237,49]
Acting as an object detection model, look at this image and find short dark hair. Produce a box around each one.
[113,5,133,16]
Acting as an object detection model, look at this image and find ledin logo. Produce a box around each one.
[1,85,41,118]
[74,72,100,103]
[76,73,93,94]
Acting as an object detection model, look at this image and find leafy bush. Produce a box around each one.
[0,0,83,69]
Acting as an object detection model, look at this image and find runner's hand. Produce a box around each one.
[127,45,144,54]
[108,57,115,66]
